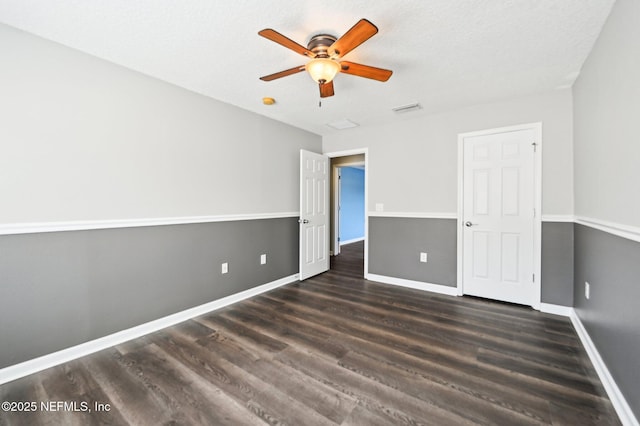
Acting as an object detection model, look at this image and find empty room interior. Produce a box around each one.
[1,1,639,424]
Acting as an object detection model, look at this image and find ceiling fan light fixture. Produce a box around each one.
[305,58,341,83]
[259,19,391,97]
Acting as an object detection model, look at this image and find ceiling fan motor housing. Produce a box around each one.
[307,34,337,58]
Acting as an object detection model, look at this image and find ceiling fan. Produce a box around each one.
[258,19,393,98]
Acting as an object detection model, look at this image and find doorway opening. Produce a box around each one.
[327,150,367,277]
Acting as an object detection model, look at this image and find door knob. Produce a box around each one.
[298,219,309,224]
[465,221,474,227]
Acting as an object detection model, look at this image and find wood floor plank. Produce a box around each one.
[255,290,547,417]
[78,349,180,425]
[156,325,339,425]
[0,372,55,426]
[310,273,580,346]
[245,358,358,424]
[154,328,319,425]
[0,241,621,425]
[223,301,349,360]
[152,332,261,405]
[264,286,488,369]
[340,404,401,426]
[255,291,556,422]
[260,282,616,417]
[275,347,476,426]
[168,318,217,342]
[337,350,546,425]
[194,313,289,354]
[332,336,555,423]
[127,343,264,426]
[36,361,127,426]
[477,347,605,396]
[549,399,621,426]
[294,279,584,370]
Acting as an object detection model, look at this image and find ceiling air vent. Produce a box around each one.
[392,103,422,114]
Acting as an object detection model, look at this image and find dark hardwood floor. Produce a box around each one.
[0,241,620,425]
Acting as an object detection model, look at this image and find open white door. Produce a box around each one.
[299,150,329,280]
[461,126,540,307]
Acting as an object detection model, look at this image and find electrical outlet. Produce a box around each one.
[420,252,428,263]
[221,262,228,274]
[260,254,267,265]
[585,281,590,300]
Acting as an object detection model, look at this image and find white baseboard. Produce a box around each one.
[340,237,364,246]
[540,303,574,317]
[537,304,637,425]
[366,273,460,297]
[0,274,298,385]
[570,310,639,426]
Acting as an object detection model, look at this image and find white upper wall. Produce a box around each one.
[323,90,574,216]
[0,24,321,224]
[573,0,640,229]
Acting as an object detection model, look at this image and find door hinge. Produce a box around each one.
[532,142,537,152]
[533,208,536,218]
[533,273,535,282]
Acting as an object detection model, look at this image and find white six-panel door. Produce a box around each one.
[461,126,540,307]
[299,150,329,280]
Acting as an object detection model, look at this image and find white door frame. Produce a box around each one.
[332,160,365,256]
[332,166,341,256]
[456,123,542,309]
[325,148,369,277]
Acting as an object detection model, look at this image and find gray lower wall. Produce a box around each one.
[368,217,457,287]
[0,217,298,369]
[369,217,575,306]
[541,222,574,306]
[573,224,640,419]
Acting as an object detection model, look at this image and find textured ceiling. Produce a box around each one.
[0,0,615,136]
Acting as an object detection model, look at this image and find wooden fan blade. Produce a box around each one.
[329,19,378,58]
[260,65,306,81]
[259,29,314,57]
[340,61,393,82]
[319,81,335,98]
